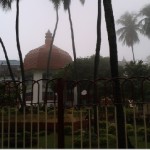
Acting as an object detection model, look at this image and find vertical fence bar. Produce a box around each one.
[71,108,74,148]
[8,107,10,148]
[114,106,118,148]
[57,78,64,148]
[7,106,10,148]
[37,104,39,148]
[80,109,83,148]
[45,104,47,148]
[15,106,17,148]
[97,106,100,148]
[30,105,33,148]
[1,108,4,148]
[133,107,137,148]
[53,105,56,148]
[23,106,26,148]
[143,104,147,148]
[124,107,128,148]
[88,108,91,148]
[105,106,109,148]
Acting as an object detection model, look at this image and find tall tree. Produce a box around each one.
[103,0,126,148]
[0,38,16,82]
[116,12,143,62]
[15,0,26,105]
[0,0,14,10]
[0,0,24,107]
[93,0,101,134]
[139,4,150,38]
[94,0,101,80]
[0,0,15,81]
[46,0,61,78]
[61,0,85,80]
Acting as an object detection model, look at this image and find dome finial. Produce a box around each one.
[45,30,52,45]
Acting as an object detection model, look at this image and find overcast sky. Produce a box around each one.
[0,0,150,62]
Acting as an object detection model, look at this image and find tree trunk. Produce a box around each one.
[68,6,78,80]
[103,0,126,148]
[16,0,25,106]
[131,45,136,63]
[94,0,101,80]
[93,0,101,133]
[0,38,16,83]
[0,38,23,106]
[46,8,59,78]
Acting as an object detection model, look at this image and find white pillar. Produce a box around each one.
[33,71,43,103]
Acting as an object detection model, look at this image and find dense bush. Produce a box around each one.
[99,134,116,148]
[137,127,145,136]
[99,121,107,129]
[64,126,72,135]
[108,123,116,135]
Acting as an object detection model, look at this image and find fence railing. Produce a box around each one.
[0,77,150,148]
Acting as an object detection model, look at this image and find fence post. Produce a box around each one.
[57,78,65,148]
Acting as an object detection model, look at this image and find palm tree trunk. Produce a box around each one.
[68,6,78,80]
[16,0,25,106]
[94,0,101,80]
[0,38,16,83]
[103,0,126,148]
[46,8,59,78]
[93,0,101,133]
[131,45,136,62]
[0,37,23,107]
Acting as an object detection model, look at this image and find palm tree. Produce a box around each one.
[93,0,101,134]
[0,0,14,10]
[0,38,16,82]
[139,4,150,38]
[116,12,143,62]
[0,0,24,108]
[15,0,26,106]
[61,0,85,80]
[0,0,15,81]
[15,0,25,83]
[103,0,126,148]
[46,0,61,78]
[94,0,101,81]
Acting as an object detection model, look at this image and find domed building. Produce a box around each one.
[24,30,72,103]
[24,30,72,78]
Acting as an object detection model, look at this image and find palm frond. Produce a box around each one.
[0,0,14,10]
[79,0,85,5]
[50,0,61,9]
[62,0,70,10]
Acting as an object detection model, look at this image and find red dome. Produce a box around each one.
[24,30,72,71]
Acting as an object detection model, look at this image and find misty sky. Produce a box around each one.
[0,0,150,62]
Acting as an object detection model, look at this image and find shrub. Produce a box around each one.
[64,126,72,135]
[99,129,106,135]
[126,124,133,130]
[137,127,145,136]
[100,134,116,148]
[127,129,134,136]
[99,121,107,129]
[108,123,116,135]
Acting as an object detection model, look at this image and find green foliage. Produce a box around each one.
[124,60,150,77]
[139,4,150,38]
[64,126,72,135]
[99,134,116,148]
[108,123,116,135]
[126,124,133,130]
[52,55,121,80]
[137,127,145,136]
[99,121,107,129]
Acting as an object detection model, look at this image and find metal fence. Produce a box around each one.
[0,77,150,148]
